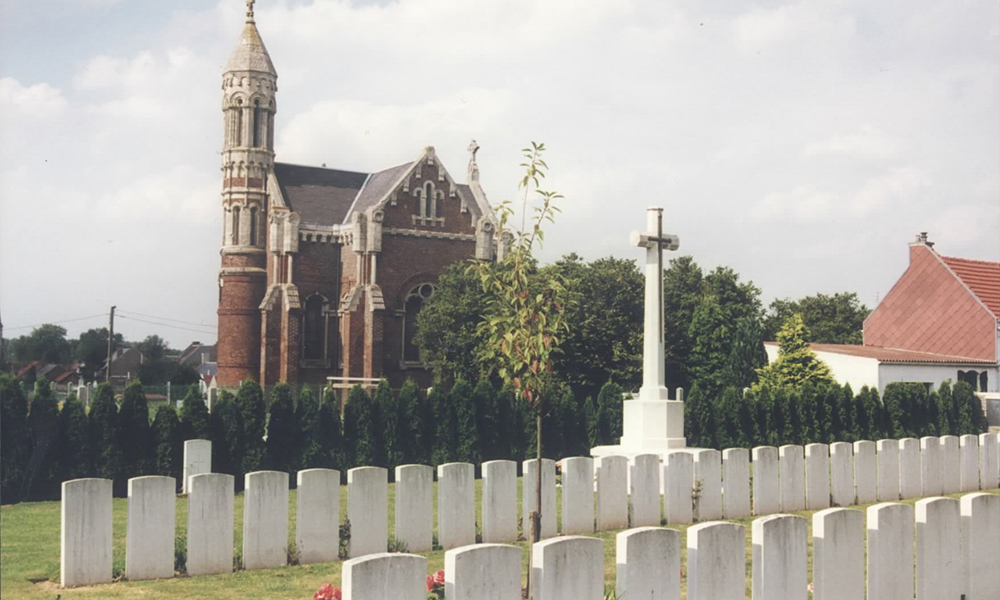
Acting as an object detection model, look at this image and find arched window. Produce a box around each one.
[231,205,241,244]
[252,99,261,147]
[235,99,243,146]
[403,283,436,362]
[249,206,258,246]
[303,295,325,360]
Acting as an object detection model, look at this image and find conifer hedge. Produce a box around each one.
[0,372,989,503]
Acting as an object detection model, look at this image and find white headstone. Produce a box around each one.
[445,543,522,600]
[61,478,113,587]
[898,438,922,499]
[437,463,475,549]
[876,439,900,501]
[779,445,805,512]
[629,454,661,527]
[853,440,877,504]
[687,522,745,600]
[915,497,961,600]
[347,467,388,558]
[752,446,779,516]
[522,458,557,538]
[561,457,595,535]
[394,465,433,553]
[531,536,604,600]
[960,492,1000,599]
[979,432,999,490]
[296,468,340,564]
[481,460,517,543]
[342,553,427,600]
[663,451,693,525]
[829,442,855,507]
[187,473,234,576]
[126,476,176,581]
[722,448,751,519]
[919,437,942,497]
[597,455,629,530]
[867,502,914,600]
[812,508,864,600]
[243,471,288,570]
[616,527,681,600]
[959,434,980,492]
[752,514,808,600]
[939,435,961,494]
[693,449,722,521]
[805,443,830,510]
[182,439,212,494]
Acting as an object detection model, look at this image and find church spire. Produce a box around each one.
[226,0,276,76]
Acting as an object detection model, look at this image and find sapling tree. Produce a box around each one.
[468,142,572,597]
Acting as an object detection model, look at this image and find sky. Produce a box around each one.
[1,0,998,349]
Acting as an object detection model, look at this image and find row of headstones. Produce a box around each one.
[60,432,1000,587]
[318,493,1000,600]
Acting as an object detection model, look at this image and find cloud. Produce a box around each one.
[0,77,68,117]
[803,128,899,159]
[1,0,998,346]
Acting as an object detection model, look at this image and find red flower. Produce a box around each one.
[313,583,341,600]
[426,569,446,592]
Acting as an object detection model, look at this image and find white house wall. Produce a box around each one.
[812,350,880,393]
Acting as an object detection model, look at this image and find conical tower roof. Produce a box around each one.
[225,6,276,76]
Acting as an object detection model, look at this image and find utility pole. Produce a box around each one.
[105,306,116,384]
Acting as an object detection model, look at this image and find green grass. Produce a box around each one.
[2,479,996,599]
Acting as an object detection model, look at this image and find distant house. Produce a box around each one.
[765,233,999,394]
[177,341,217,380]
[96,347,146,387]
[16,360,82,386]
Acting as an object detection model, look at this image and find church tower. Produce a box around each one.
[217,0,277,387]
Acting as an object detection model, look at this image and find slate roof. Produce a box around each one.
[346,162,414,216]
[273,163,368,226]
[940,255,999,318]
[765,342,996,365]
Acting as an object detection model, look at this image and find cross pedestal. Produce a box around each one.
[592,207,686,462]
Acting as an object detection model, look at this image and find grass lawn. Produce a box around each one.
[2,478,996,599]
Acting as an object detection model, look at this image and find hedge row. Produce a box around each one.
[0,375,629,501]
[684,379,989,450]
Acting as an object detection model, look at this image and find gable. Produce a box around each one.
[864,244,997,361]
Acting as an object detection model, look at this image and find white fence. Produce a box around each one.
[60,432,1000,590]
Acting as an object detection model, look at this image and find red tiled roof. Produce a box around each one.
[940,255,999,318]
[766,342,997,364]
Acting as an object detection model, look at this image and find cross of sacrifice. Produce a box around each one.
[630,207,679,342]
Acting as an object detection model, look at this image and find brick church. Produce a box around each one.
[216,3,499,389]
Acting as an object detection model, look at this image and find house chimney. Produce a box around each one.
[914,232,934,247]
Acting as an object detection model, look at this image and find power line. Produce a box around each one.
[117,309,217,330]
[116,314,218,336]
[4,313,108,331]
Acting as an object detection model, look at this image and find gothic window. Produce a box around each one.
[252,99,261,147]
[303,295,325,361]
[424,182,437,218]
[403,283,436,362]
[235,100,243,146]
[231,205,241,244]
[249,206,258,246]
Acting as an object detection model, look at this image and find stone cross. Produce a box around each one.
[630,207,679,394]
[247,0,255,20]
